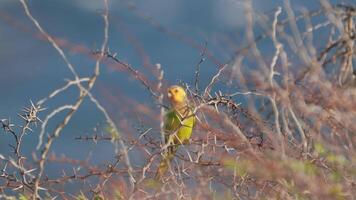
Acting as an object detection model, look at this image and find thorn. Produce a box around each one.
[12,185,23,191]
[30,100,35,109]
[25,126,34,132]
[24,168,37,174]
[37,186,48,191]
[17,114,27,121]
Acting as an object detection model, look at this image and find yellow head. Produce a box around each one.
[167,85,187,106]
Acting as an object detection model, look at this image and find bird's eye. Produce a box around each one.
[174,89,178,93]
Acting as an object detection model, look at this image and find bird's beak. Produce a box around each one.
[167,92,172,98]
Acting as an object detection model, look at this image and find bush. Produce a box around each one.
[0,0,355,199]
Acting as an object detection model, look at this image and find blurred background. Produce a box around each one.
[0,0,354,195]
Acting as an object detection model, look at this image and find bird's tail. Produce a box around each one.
[155,145,178,181]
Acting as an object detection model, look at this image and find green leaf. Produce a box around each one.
[93,195,104,200]
[105,124,119,140]
[289,160,316,176]
[326,154,346,166]
[76,192,88,200]
[222,158,249,177]
[314,143,326,155]
[328,184,346,200]
[19,194,28,200]
[142,178,161,189]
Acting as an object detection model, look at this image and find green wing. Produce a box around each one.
[155,107,195,180]
[164,108,195,144]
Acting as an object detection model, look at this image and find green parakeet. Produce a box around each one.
[155,85,195,180]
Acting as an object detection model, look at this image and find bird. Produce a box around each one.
[155,85,195,181]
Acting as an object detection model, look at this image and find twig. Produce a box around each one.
[194,42,207,93]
